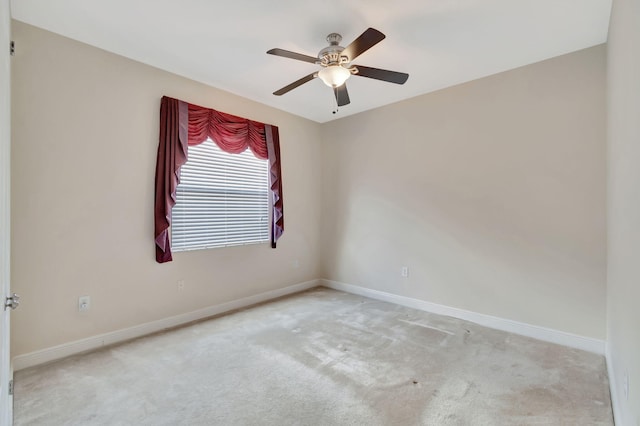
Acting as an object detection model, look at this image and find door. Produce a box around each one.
[1,0,12,423]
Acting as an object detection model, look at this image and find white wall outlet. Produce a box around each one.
[293,259,300,269]
[177,280,185,291]
[78,296,90,312]
[401,266,409,277]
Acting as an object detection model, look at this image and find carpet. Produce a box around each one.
[13,288,613,425]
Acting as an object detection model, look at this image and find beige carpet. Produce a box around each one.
[14,288,612,425]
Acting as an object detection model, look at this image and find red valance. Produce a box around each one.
[154,96,284,263]
[188,103,268,159]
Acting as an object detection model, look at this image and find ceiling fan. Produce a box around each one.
[267,28,409,108]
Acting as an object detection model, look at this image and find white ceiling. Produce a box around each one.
[11,0,611,123]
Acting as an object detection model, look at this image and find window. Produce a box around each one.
[171,139,270,251]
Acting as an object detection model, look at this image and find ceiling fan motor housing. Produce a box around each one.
[318,33,349,67]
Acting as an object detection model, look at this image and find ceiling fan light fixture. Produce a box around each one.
[268,28,408,107]
[318,65,351,88]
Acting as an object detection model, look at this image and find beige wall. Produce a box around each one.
[11,20,608,361]
[607,0,640,422]
[10,21,322,356]
[321,46,607,339]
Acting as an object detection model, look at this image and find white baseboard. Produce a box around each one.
[14,278,606,371]
[12,279,320,371]
[321,279,605,355]
[605,343,621,425]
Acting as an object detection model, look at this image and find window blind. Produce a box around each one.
[171,139,270,251]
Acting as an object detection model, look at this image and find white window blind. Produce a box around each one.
[171,139,270,251]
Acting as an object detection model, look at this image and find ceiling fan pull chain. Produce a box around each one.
[331,87,339,115]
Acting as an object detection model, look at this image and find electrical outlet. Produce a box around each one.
[401,266,409,277]
[78,296,90,312]
[292,259,300,269]
[177,280,185,291]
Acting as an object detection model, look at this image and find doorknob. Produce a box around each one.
[4,293,19,310]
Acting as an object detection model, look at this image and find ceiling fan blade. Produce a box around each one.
[353,65,409,84]
[267,48,318,64]
[334,84,350,107]
[341,28,386,62]
[273,72,318,96]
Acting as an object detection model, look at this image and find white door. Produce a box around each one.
[1,0,12,424]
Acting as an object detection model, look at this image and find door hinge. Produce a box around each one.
[10,41,15,56]
[4,293,19,311]
[8,380,13,395]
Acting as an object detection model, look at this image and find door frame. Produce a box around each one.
[1,0,12,423]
